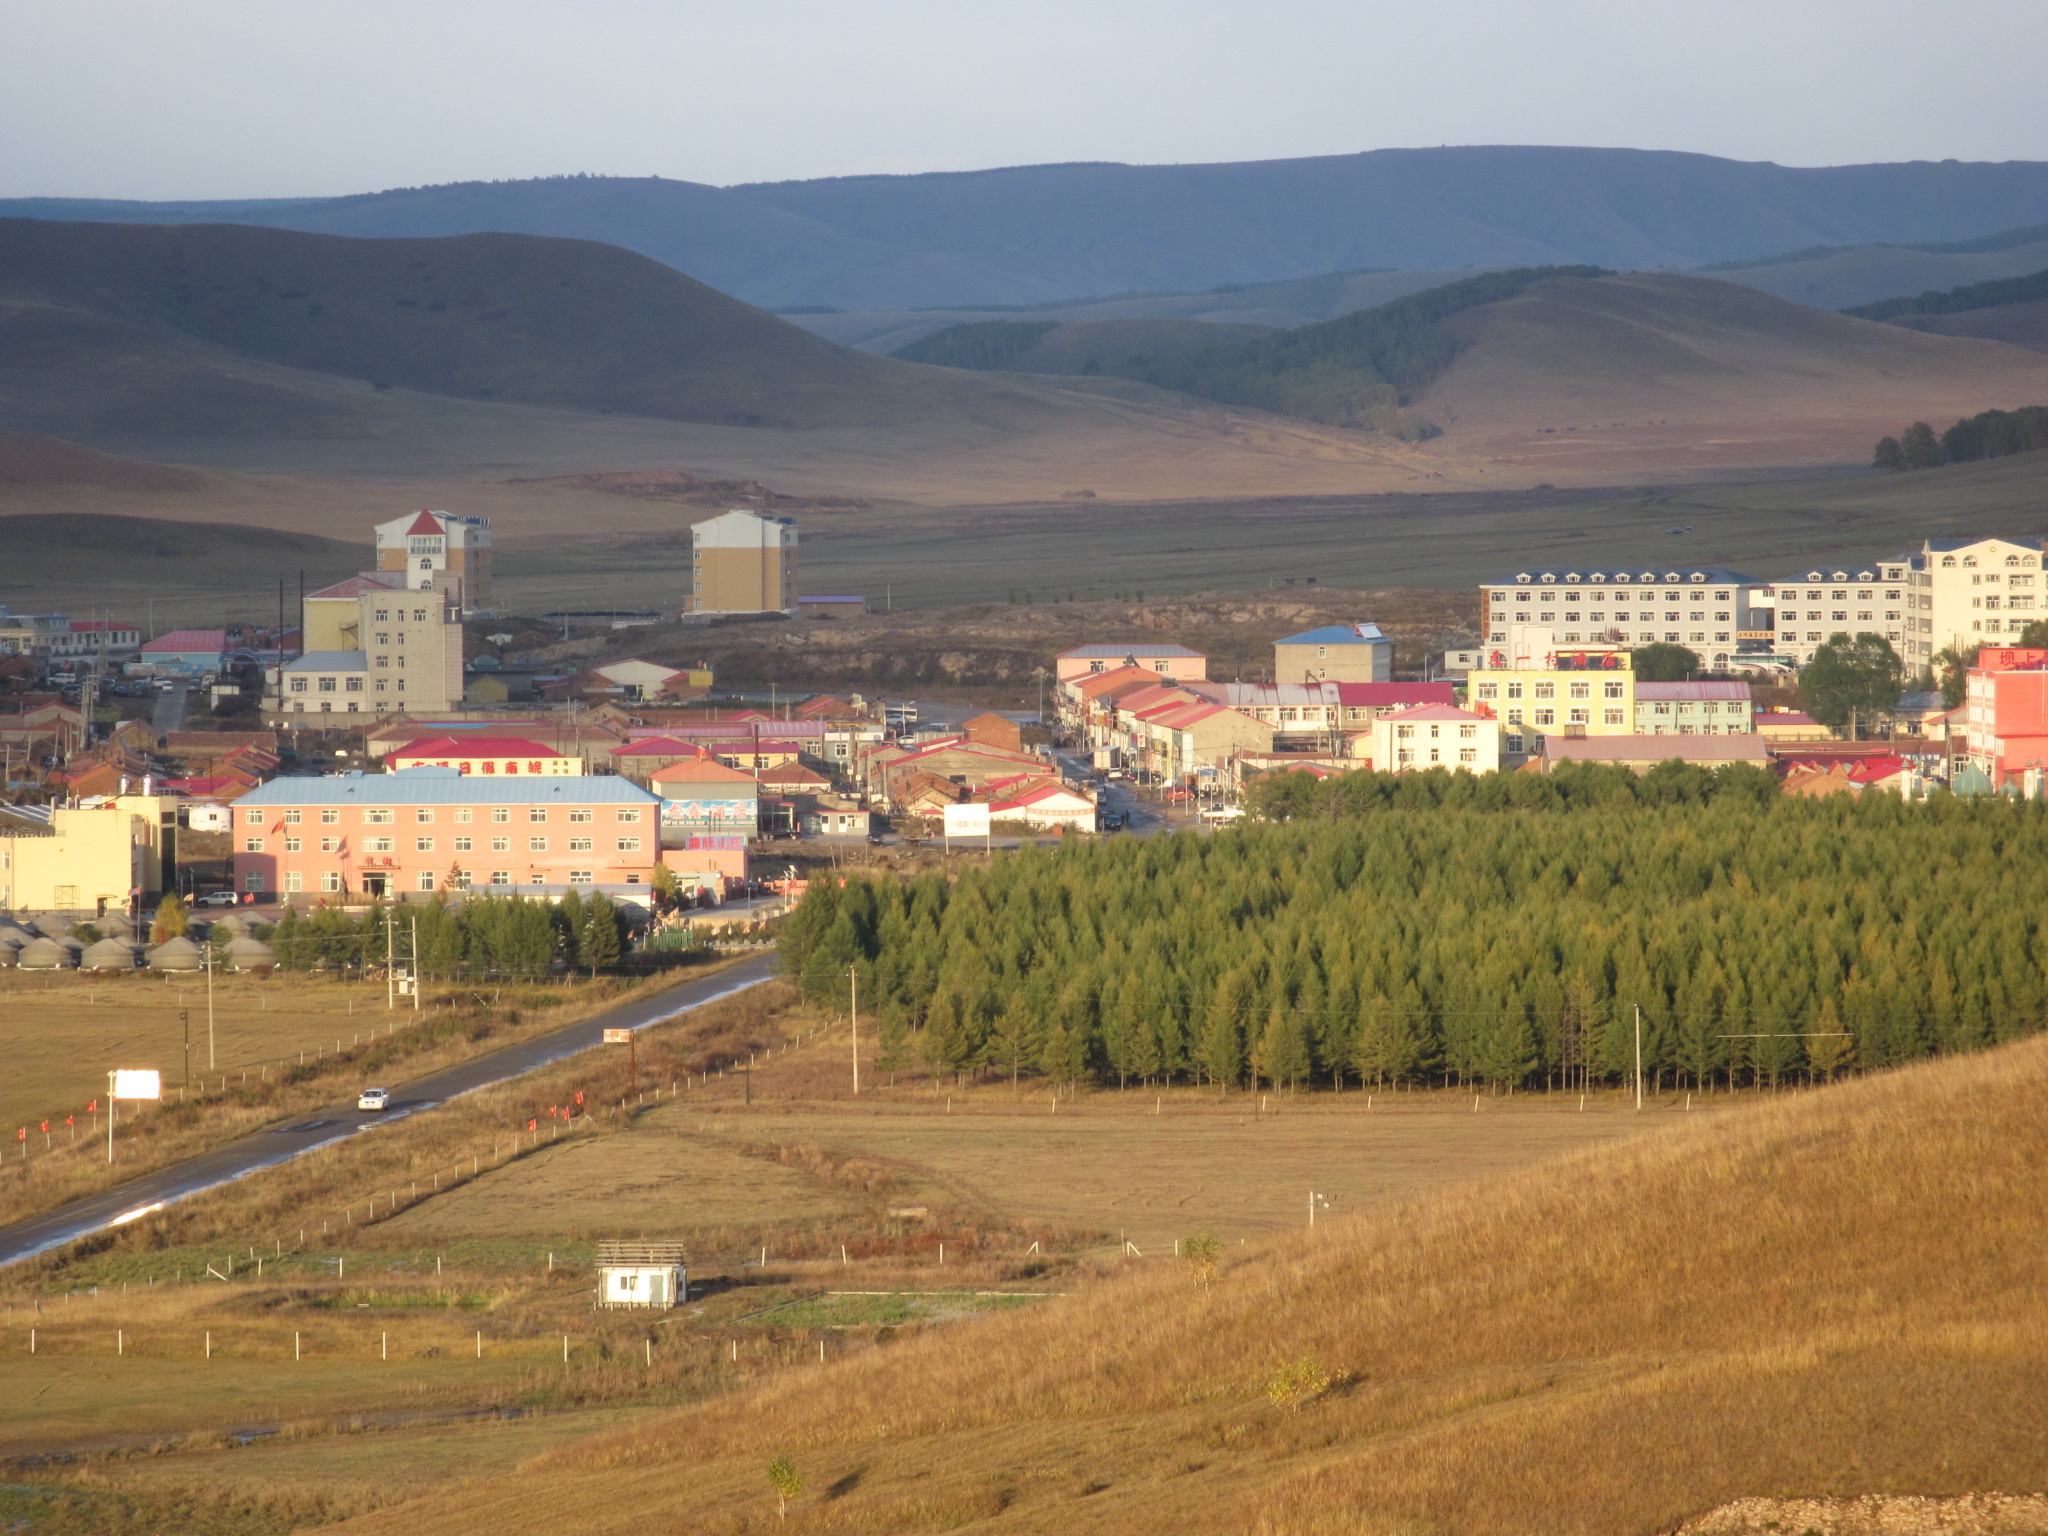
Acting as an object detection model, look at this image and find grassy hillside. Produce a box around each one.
[1846,265,2048,321]
[1697,222,2048,311]
[13,150,2048,311]
[893,269,1603,436]
[893,317,1274,376]
[320,1034,2048,1536]
[0,510,364,616]
[0,217,987,432]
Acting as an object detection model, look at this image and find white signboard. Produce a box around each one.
[112,1070,162,1100]
[943,803,991,839]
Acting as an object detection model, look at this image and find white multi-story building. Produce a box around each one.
[1902,536,2046,662]
[1753,558,1913,666]
[1479,565,1765,671]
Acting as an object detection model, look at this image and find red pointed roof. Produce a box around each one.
[406,510,444,536]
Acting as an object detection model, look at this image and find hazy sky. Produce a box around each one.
[6,0,2046,199]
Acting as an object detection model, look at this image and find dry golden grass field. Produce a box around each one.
[0,971,437,1133]
[6,979,2046,1536]
[316,1035,2048,1536]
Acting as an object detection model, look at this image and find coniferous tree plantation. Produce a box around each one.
[778,763,2048,1094]
[265,893,634,978]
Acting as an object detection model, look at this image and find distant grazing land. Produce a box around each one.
[1842,264,2048,355]
[7,148,2048,309]
[1700,222,2048,312]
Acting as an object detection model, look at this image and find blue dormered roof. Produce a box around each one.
[1277,624,1388,646]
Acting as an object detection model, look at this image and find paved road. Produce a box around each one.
[0,954,777,1269]
[149,683,189,735]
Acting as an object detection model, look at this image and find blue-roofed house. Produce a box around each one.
[1274,623,1392,684]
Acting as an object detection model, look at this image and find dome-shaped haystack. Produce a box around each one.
[98,911,137,939]
[145,935,206,971]
[31,914,75,938]
[80,937,141,970]
[226,935,277,972]
[17,936,77,969]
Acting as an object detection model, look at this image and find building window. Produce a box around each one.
[1568,682,1590,699]
[617,808,643,823]
[244,872,264,892]
[417,871,436,892]
[1459,748,1476,763]
[321,809,340,824]
[416,808,435,823]
[1568,708,1588,725]
[568,809,594,823]
[289,677,308,693]
[321,872,342,893]
[416,837,434,852]
[529,808,547,822]
[244,837,264,852]
[529,836,548,851]
[283,809,301,824]
[246,808,266,825]
[319,836,339,852]
[1476,682,1499,700]
[454,808,472,822]
[284,837,301,852]
[568,870,594,885]
[284,872,303,893]
[1534,709,1556,726]
[1604,709,1625,726]
[363,809,394,824]
[569,837,593,852]
[616,837,642,852]
[1533,683,1555,700]
[491,808,510,823]
[1458,725,1476,739]
[454,836,473,852]
[364,837,394,853]
[491,837,510,852]
[1603,681,1624,698]
[1505,734,1524,753]
[489,871,511,886]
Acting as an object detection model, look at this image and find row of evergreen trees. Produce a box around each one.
[778,764,2048,1092]
[1873,406,2048,470]
[268,891,632,978]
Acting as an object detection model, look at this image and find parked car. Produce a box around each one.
[356,1088,390,1112]
[194,891,238,907]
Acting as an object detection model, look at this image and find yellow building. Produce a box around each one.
[1468,654,1635,765]
[684,510,797,615]
[0,793,177,913]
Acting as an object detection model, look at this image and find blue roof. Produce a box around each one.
[283,651,367,672]
[1277,625,1388,646]
[235,768,659,808]
[1485,565,1761,585]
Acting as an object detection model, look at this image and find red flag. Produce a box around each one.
[65,1116,73,1128]
[39,1121,47,1134]
[573,1091,584,1106]
[88,1099,97,1113]
[527,1118,537,1131]
[15,1129,22,1142]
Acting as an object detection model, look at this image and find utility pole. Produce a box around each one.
[849,966,860,1096]
[181,1010,191,1090]
[386,908,396,1011]
[1634,1004,1643,1112]
[206,940,216,1070]
[1308,1190,1329,1227]
[412,913,421,1012]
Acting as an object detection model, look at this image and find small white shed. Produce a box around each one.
[595,1240,687,1310]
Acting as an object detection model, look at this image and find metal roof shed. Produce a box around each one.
[595,1240,687,1309]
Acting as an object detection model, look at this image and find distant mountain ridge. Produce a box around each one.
[8,147,2048,310]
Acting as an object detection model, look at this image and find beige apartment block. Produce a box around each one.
[374,510,493,612]
[1901,537,2046,662]
[1468,655,1637,765]
[268,576,463,720]
[685,510,797,614]
[0,793,177,913]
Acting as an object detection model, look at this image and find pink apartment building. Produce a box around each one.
[231,767,663,900]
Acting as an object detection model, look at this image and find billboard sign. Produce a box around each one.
[602,1028,633,1044]
[943,803,991,839]
[660,797,758,832]
[112,1070,162,1100]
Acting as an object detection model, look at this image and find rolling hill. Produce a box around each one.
[1840,266,2048,355]
[891,317,1276,376]
[319,1037,2048,1536]
[1700,223,2048,311]
[8,148,2048,310]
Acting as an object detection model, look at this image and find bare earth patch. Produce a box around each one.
[1681,1493,2048,1534]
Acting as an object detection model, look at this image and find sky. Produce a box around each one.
[5,0,2047,200]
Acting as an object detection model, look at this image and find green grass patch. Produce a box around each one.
[761,1291,1048,1329]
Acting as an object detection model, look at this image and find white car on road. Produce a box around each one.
[356,1088,391,1112]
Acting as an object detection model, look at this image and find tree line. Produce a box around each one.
[266,891,632,978]
[1874,405,2048,470]
[779,764,2048,1095]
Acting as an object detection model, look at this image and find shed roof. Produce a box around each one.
[142,629,226,653]
[388,736,565,759]
[1634,682,1753,701]
[649,758,759,787]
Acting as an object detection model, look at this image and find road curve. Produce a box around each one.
[0,954,778,1269]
